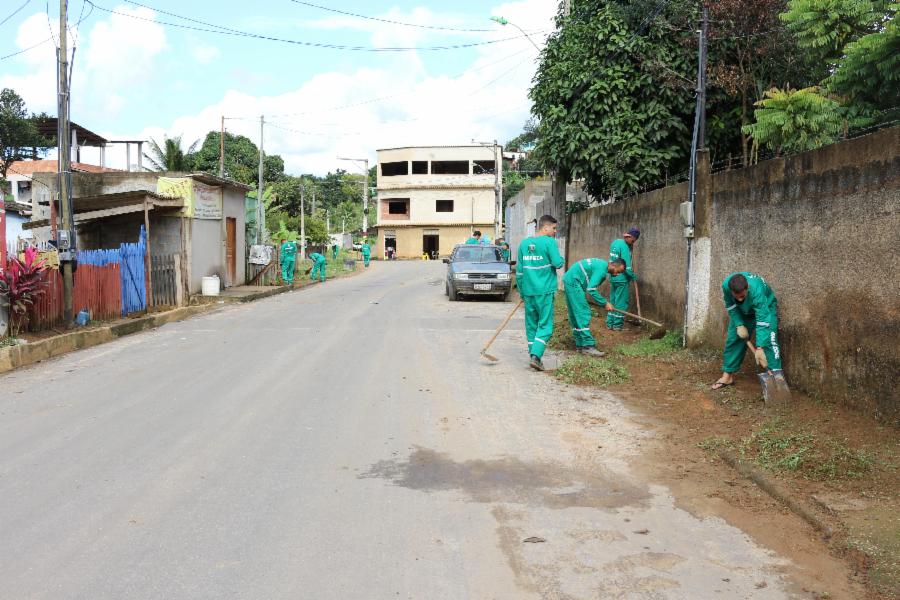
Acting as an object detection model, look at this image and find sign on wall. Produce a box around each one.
[156,177,223,219]
[192,182,223,220]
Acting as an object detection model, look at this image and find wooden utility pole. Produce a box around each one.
[257,115,265,244]
[493,140,502,241]
[299,180,306,260]
[219,115,225,177]
[58,0,75,325]
[363,158,369,234]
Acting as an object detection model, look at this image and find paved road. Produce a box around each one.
[1,262,798,599]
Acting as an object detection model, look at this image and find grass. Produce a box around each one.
[614,330,683,357]
[555,355,630,387]
[0,337,19,348]
[734,419,876,480]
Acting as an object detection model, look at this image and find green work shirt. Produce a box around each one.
[563,258,610,306]
[280,241,297,260]
[500,247,511,262]
[309,252,325,264]
[609,238,636,283]
[361,244,371,256]
[465,237,481,245]
[722,272,778,347]
[515,235,564,296]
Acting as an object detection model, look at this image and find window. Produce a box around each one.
[432,160,469,175]
[435,200,454,213]
[389,201,407,214]
[473,160,496,174]
[381,161,408,176]
[412,161,428,174]
[453,247,503,262]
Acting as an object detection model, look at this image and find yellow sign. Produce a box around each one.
[157,177,194,217]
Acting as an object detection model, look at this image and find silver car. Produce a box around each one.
[443,244,512,301]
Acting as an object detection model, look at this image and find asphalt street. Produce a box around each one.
[0,261,801,599]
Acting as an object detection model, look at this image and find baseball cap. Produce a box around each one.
[625,227,641,239]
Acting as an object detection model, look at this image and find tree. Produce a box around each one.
[143,135,198,172]
[742,87,844,154]
[186,131,285,186]
[530,0,697,198]
[0,89,51,180]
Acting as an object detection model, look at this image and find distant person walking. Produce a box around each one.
[279,238,298,285]
[332,243,339,260]
[516,215,564,371]
[309,252,327,282]
[606,228,640,330]
[361,241,371,267]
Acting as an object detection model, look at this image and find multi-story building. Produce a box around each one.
[373,145,500,259]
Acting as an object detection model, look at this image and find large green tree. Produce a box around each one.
[143,135,198,171]
[0,89,52,180]
[531,0,697,198]
[187,131,285,186]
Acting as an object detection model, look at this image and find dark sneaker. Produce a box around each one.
[529,355,545,371]
[577,346,605,357]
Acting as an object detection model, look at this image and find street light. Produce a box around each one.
[337,157,370,233]
[490,15,541,52]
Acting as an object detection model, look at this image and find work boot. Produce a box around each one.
[529,355,545,371]
[577,346,605,357]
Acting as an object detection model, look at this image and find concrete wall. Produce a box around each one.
[377,188,495,225]
[190,218,223,293]
[374,225,491,259]
[568,182,689,327]
[77,213,182,256]
[565,126,900,425]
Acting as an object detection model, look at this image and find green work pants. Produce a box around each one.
[363,255,370,267]
[311,261,326,282]
[524,292,555,359]
[564,281,596,348]
[723,312,783,373]
[605,279,630,329]
[281,257,295,284]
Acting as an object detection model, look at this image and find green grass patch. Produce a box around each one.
[697,436,734,452]
[738,419,875,480]
[614,330,683,357]
[555,355,629,387]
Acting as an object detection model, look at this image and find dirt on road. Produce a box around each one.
[548,308,899,600]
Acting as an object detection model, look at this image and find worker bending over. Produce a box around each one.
[563,258,626,356]
[712,272,785,390]
[516,215,564,371]
[309,252,327,283]
[280,239,298,285]
[606,228,640,330]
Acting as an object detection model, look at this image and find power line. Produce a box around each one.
[0,37,51,60]
[285,0,497,33]
[0,0,32,28]
[85,0,538,52]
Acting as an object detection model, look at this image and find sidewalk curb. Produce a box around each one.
[0,265,368,376]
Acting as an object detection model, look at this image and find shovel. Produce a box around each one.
[609,308,667,340]
[746,341,791,404]
[481,299,524,362]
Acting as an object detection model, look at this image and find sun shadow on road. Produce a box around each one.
[359,446,649,510]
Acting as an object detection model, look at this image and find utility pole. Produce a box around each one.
[326,209,330,234]
[299,180,306,260]
[311,184,316,216]
[58,0,75,326]
[219,115,225,177]
[682,6,708,346]
[256,115,265,244]
[337,157,370,234]
[493,140,503,241]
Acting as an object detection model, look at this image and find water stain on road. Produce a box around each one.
[360,446,649,510]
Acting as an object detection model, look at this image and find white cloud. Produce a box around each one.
[190,41,220,64]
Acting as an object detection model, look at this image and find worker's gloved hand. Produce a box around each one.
[605,302,614,311]
[754,347,768,369]
[736,325,749,340]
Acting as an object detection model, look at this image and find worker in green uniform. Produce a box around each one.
[309,252,327,282]
[563,258,626,356]
[279,238,298,285]
[605,227,640,330]
[332,243,339,260]
[499,240,511,262]
[516,215,565,371]
[712,272,785,390]
[361,241,371,267]
[465,231,482,245]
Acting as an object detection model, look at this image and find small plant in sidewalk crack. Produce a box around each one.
[555,355,629,387]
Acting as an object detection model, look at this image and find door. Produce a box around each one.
[225,217,236,286]
[423,234,439,259]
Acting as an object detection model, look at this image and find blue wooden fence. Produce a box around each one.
[77,226,147,315]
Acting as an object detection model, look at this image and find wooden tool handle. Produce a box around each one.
[481,300,523,354]
[610,308,662,328]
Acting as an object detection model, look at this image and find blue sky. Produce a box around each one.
[1,0,554,173]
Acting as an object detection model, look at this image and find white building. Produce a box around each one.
[373,145,500,259]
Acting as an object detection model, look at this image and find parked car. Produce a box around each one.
[443,244,512,301]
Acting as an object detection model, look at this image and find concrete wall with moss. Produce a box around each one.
[568,127,900,425]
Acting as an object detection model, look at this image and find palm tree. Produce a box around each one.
[143,135,199,172]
